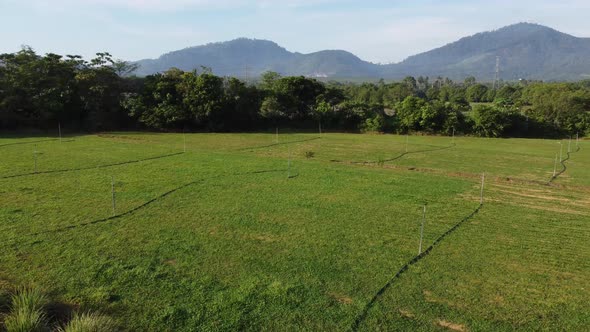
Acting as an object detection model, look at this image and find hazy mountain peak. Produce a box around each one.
[135,23,590,81]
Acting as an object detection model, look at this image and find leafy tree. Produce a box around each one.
[466,84,489,103]
[180,71,225,125]
[0,47,79,127]
[471,105,512,137]
[259,71,281,92]
[112,60,139,77]
[215,77,260,130]
[273,76,325,120]
[259,96,283,123]
[1,46,589,137]
[402,76,417,92]
[129,69,185,129]
[384,83,415,106]
[464,76,476,86]
[362,114,386,132]
[395,96,427,132]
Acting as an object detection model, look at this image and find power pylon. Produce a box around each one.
[493,56,500,89]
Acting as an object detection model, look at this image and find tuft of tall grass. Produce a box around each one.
[58,312,117,332]
[4,287,48,332]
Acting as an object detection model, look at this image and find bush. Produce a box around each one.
[4,287,48,332]
[361,115,385,132]
[470,105,513,137]
[58,312,117,332]
[304,151,315,159]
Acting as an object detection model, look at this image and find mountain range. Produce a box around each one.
[135,23,590,81]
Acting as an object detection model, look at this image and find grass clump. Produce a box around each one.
[4,287,48,332]
[58,312,117,332]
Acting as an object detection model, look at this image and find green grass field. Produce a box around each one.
[1,132,588,331]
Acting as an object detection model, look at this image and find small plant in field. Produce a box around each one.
[304,151,315,159]
[58,312,117,332]
[4,287,48,332]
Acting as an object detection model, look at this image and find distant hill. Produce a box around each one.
[135,23,590,81]
[383,23,590,81]
[135,38,379,78]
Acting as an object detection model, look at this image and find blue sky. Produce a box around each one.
[1,0,589,63]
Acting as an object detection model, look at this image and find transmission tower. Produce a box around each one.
[493,56,500,90]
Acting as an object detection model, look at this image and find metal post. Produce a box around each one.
[559,141,563,162]
[405,134,409,153]
[111,176,116,216]
[33,144,38,173]
[183,130,186,153]
[276,127,279,144]
[576,132,579,148]
[568,137,572,153]
[553,153,558,177]
[452,127,455,144]
[480,172,485,205]
[287,147,291,178]
[418,205,426,255]
[58,122,62,143]
[319,120,322,137]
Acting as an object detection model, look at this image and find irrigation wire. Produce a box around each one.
[237,137,321,151]
[548,145,581,183]
[1,168,288,249]
[351,144,583,330]
[0,152,184,180]
[350,202,482,331]
[0,138,59,148]
[1,134,583,329]
[345,143,456,165]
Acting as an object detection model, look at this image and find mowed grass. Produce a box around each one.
[359,183,590,331]
[103,132,577,183]
[0,132,588,331]
[0,135,180,178]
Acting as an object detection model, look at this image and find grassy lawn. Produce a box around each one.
[0,132,587,331]
[359,184,590,331]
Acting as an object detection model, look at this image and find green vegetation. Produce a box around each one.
[0,287,114,332]
[2,48,589,137]
[57,312,116,332]
[4,288,48,332]
[1,132,588,331]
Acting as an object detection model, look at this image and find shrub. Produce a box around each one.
[304,151,315,159]
[4,287,48,332]
[58,312,117,332]
[361,115,385,132]
[470,105,512,137]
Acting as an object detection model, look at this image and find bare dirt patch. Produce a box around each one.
[437,319,468,332]
[398,309,415,318]
[329,292,353,305]
[163,259,177,266]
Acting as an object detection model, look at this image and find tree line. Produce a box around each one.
[1,48,589,137]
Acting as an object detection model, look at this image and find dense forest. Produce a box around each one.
[1,48,589,138]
